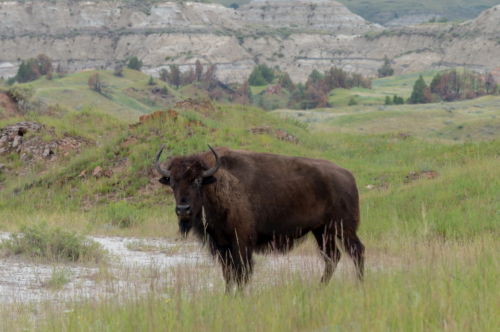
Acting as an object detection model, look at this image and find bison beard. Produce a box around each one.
[156,145,365,291]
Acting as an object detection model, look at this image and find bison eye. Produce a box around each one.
[193,178,202,188]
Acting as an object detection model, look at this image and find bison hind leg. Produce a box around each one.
[312,227,342,285]
[336,229,365,281]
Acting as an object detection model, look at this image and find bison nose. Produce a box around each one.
[176,205,192,217]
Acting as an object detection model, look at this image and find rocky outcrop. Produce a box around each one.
[0,121,96,163]
[238,1,383,34]
[0,1,241,35]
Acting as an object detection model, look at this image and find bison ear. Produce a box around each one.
[159,177,170,185]
[202,176,217,186]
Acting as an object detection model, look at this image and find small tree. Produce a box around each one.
[169,64,181,90]
[88,73,102,93]
[36,54,52,75]
[393,95,404,105]
[308,69,323,83]
[159,68,169,82]
[202,64,217,87]
[377,55,394,78]
[56,63,65,78]
[248,67,267,86]
[148,75,156,86]
[348,97,358,106]
[384,95,393,105]
[195,60,203,81]
[127,56,143,71]
[114,64,123,77]
[409,75,431,104]
[161,85,168,95]
[279,72,295,91]
[234,80,252,105]
[248,64,274,86]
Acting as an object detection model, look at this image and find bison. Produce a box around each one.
[155,145,364,290]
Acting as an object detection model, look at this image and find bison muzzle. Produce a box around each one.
[156,145,365,291]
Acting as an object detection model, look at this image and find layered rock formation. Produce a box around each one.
[0,1,241,35]
[0,1,500,84]
[238,0,383,34]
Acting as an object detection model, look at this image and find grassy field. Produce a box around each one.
[1,70,500,331]
[24,69,181,122]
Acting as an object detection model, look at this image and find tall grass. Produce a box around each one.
[1,73,500,330]
[1,235,498,331]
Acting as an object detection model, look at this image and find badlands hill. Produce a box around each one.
[0,0,499,83]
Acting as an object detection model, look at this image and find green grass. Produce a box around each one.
[335,0,498,24]
[1,68,500,331]
[0,221,108,263]
[27,69,159,122]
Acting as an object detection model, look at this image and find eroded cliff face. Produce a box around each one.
[0,1,499,84]
[0,1,241,34]
[238,1,383,34]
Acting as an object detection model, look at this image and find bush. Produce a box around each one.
[348,97,358,106]
[127,56,143,71]
[148,75,156,86]
[102,201,140,228]
[377,55,394,78]
[18,97,48,115]
[248,64,274,86]
[7,84,34,102]
[0,222,108,263]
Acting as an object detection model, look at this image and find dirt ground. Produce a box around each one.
[0,233,395,305]
[0,92,19,119]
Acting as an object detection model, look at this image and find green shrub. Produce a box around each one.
[7,84,34,102]
[102,201,140,228]
[0,222,107,263]
[348,97,358,106]
[127,56,143,71]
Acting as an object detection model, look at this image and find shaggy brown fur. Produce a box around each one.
[158,146,364,290]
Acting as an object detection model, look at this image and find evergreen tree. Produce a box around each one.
[258,64,274,83]
[17,61,30,83]
[309,69,323,83]
[279,72,295,91]
[384,95,393,105]
[248,67,267,86]
[409,75,431,104]
[195,60,203,81]
[148,75,155,86]
[393,95,404,105]
[169,64,181,90]
[127,56,143,71]
[377,55,394,78]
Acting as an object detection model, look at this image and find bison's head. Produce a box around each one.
[155,145,220,236]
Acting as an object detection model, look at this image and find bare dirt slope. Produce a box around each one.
[0,92,19,119]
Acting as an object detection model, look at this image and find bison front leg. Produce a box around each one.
[231,241,253,289]
[217,245,253,292]
[217,248,236,293]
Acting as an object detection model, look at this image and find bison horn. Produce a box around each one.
[155,144,171,177]
[202,145,220,177]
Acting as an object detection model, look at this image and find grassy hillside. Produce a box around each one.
[1,69,500,330]
[24,69,181,122]
[339,0,498,23]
